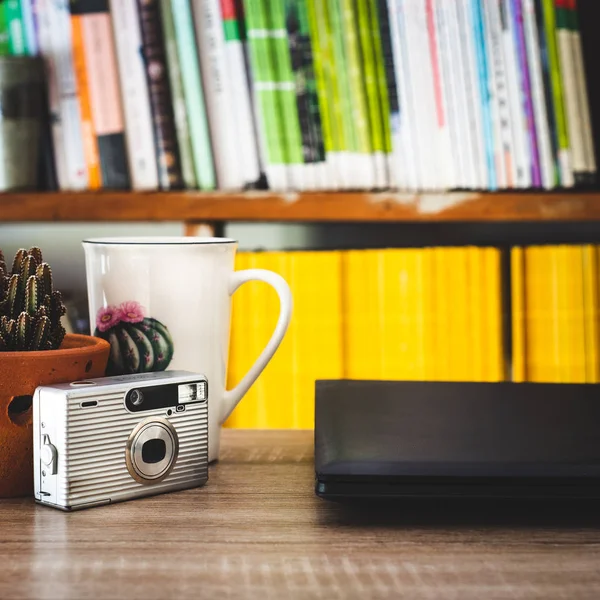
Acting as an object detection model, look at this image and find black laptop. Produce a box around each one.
[315,380,600,500]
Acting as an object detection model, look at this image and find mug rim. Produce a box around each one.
[82,237,237,245]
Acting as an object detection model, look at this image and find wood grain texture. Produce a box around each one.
[1,430,600,599]
[2,191,600,222]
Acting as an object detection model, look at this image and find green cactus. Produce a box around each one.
[0,247,67,352]
[94,317,174,376]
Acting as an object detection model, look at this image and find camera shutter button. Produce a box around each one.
[41,435,58,475]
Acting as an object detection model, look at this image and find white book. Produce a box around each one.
[484,0,518,188]
[501,0,531,188]
[481,0,505,188]
[569,21,596,175]
[404,0,438,190]
[457,0,487,189]
[446,0,477,189]
[221,4,261,186]
[434,0,464,188]
[522,0,554,189]
[391,0,420,190]
[39,0,88,190]
[192,0,244,189]
[110,0,159,191]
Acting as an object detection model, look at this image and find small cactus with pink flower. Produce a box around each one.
[93,301,174,375]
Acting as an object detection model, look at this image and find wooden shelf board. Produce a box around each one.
[1,191,600,222]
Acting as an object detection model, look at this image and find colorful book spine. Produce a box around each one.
[446,0,477,188]
[192,0,244,189]
[501,0,531,188]
[534,0,560,186]
[5,0,27,55]
[523,0,556,189]
[387,0,419,190]
[569,0,596,180]
[69,2,102,189]
[358,0,388,188]
[244,0,288,189]
[37,0,88,190]
[435,0,467,188]
[71,0,130,189]
[512,0,541,187]
[541,0,573,186]
[473,0,496,189]
[267,0,305,189]
[458,0,487,188]
[376,0,401,189]
[137,0,183,189]
[554,0,585,182]
[110,0,159,190]
[0,6,9,54]
[306,0,338,188]
[511,247,526,381]
[582,245,599,383]
[221,0,261,186]
[170,0,215,190]
[20,0,36,55]
[160,0,197,189]
[329,0,358,189]
[284,0,327,190]
[339,0,373,189]
[369,0,393,189]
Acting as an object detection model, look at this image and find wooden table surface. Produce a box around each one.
[2,430,600,600]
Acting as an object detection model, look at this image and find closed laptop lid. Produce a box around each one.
[315,381,600,479]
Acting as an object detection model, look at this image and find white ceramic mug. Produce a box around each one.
[82,237,292,461]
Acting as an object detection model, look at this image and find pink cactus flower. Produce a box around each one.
[119,301,145,323]
[96,305,122,332]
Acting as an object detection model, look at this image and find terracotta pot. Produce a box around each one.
[0,334,110,498]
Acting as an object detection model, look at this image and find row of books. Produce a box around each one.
[226,245,600,429]
[5,0,595,192]
[224,247,506,429]
[512,244,600,383]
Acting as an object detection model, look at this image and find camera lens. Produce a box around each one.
[130,389,144,406]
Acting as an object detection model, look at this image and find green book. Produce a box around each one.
[0,4,10,55]
[541,0,572,186]
[170,0,215,190]
[329,0,356,186]
[160,0,196,189]
[5,0,26,55]
[339,0,371,159]
[368,0,392,167]
[244,0,288,188]
[356,0,386,187]
[307,0,343,187]
[269,0,304,188]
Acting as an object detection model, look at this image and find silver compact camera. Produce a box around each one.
[33,371,208,511]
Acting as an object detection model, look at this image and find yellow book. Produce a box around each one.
[421,248,437,380]
[365,249,384,379]
[583,245,599,383]
[308,251,343,428]
[565,246,586,383]
[445,247,469,381]
[259,251,293,428]
[433,247,449,380]
[525,246,547,381]
[379,249,404,380]
[545,246,562,382]
[510,247,526,382]
[342,250,368,379]
[468,246,485,382]
[483,248,504,381]
[224,251,248,428]
[404,249,423,380]
[555,246,571,383]
[413,248,428,380]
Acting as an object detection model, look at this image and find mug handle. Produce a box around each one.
[220,268,293,424]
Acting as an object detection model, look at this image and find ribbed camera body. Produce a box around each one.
[33,371,208,511]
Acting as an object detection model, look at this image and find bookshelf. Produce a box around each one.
[2,191,600,223]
